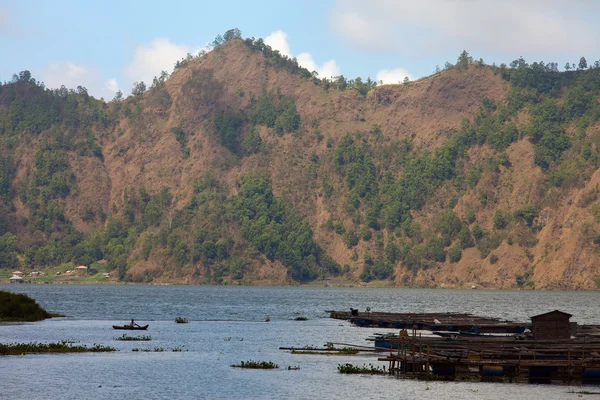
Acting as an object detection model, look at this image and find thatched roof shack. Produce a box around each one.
[531,310,572,340]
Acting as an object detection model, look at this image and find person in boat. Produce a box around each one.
[129,319,140,328]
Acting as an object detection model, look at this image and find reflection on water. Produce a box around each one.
[1,284,598,399]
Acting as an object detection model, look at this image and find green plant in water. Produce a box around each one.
[0,341,116,355]
[231,360,279,369]
[337,363,386,374]
[175,317,189,323]
[132,347,165,352]
[116,334,152,341]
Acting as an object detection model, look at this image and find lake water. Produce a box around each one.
[1,284,599,400]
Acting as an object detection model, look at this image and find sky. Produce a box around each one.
[1,0,599,99]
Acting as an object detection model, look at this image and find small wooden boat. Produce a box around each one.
[112,324,149,330]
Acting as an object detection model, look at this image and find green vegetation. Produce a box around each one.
[2,33,600,288]
[0,341,116,356]
[175,317,189,323]
[171,127,190,159]
[132,346,185,352]
[214,110,244,153]
[231,360,279,369]
[0,291,53,321]
[337,363,386,374]
[116,334,152,341]
[233,175,339,281]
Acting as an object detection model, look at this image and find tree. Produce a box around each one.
[564,62,571,72]
[223,28,242,42]
[131,81,146,97]
[459,225,474,249]
[578,57,588,70]
[403,76,410,85]
[456,50,472,70]
[112,90,123,102]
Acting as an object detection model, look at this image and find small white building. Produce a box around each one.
[9,275,24,283]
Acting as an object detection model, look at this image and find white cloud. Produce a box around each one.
[123,38,194,92]
[376,68,415,85]
[264,30,341,79]
[331,0,599,55]
[330,10,394,50]
[41,62,119,100]
[265,30,291,57]
[105,79,119,94]
[296,53,340,80]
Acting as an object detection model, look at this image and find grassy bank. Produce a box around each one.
[0,290,60,321]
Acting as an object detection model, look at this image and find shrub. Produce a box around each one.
[343,230,359,248]
[448,244,462,263]
[493,210,507,230]
[458,225,474,249]
[477,233,503,258]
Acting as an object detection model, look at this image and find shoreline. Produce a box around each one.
[1,279,593,291]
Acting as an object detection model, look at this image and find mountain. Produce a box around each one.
[1,33,600,289]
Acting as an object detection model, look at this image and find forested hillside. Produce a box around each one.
[2,30,600,288]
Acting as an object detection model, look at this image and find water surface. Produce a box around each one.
[1,284,599,399]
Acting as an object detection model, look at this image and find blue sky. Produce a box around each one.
[1,0,599,99]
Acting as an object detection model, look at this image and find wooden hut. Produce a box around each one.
[531,310,572,340]
[75,266,88,275]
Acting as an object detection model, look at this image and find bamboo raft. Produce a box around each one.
[328,310,531,333]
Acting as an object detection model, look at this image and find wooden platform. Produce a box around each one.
[379,335,600,384]
[329,310,530,333]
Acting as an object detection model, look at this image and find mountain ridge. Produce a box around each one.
[1,34,600,289]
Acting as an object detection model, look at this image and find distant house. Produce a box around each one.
[9,275,24,283]
[76,266,88,275]
[12,271,23,277]
[531,310,572,340]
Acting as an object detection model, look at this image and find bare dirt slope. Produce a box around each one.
[7,39,600,289]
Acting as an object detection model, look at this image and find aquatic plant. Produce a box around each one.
[132,346,186,352]
[287,365,301,370]
[0,341,116,355]
[231,360,279,369]
[132,347,165,352]
[337,363,386,374]
[294,316,308,321]
[175,317,189,323]
[116,334,151,341]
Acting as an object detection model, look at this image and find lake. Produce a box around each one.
[1,284,599,399]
